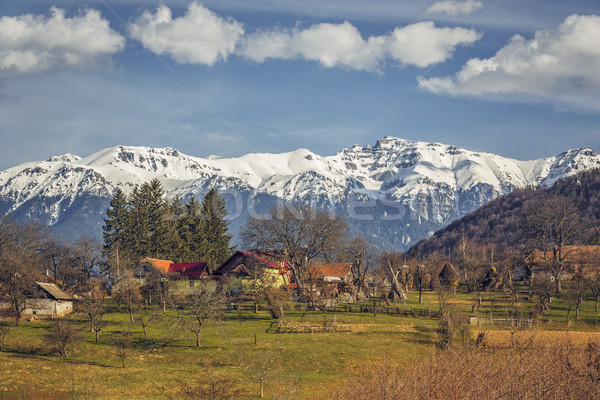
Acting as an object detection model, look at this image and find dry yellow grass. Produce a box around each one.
[476,329,600,348]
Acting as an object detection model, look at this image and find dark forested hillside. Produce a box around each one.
[409,169,600,256]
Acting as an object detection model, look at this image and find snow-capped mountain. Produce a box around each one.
[0,137,598,250]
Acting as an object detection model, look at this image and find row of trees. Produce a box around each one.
[0,215,106,326]
[103,179,233,276]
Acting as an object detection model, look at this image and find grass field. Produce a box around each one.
[1,287,599,399]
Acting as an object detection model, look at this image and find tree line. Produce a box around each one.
[102,179,233,276]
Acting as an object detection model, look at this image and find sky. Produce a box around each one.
[0,0,599,170]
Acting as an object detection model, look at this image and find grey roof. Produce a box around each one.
[36,282,74,301]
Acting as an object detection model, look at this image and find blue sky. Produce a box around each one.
[0,0,599,169]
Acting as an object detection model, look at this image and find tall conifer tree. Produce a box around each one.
[103,188,129,252]
[199,189,233,272]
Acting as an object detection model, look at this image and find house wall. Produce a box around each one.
[168,279,217,294]
[23,299,73,317]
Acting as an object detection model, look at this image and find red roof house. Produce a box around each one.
[169,262,210,280]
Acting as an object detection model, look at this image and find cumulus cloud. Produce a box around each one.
[424,0,483,16]
[129,2,244,65]
[0,7,125,77]
[241,21,481,71]
[241,22,386,71]
[387,22,482,68]
[419,15,600,100]
[127,2,480,71]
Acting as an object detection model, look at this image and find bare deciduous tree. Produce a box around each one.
[111,330,131,368]
[112,270,142,323]
[0,217,44,326]
[242,204,347,304]
[45,320,81,360]
[344,236,374,298]
[530,273,555,316]
[82,294,106,343]
[586,274,600,312]
[0,322,10,351]
[176,285,226,347]
[523,195,582,293]
[413,264,432,304]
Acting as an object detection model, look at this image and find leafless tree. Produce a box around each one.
[530,273,555,316]
[175,285,227,347]
[523,195,582,293]
[455,236,486,299]
[111,330,131,368]
[413,264,432,304]
[586,274,600,312]
[111,270,142,323]
[82,294,106,343]
[136,307,162,337]
[242,349,277,398]
[45,320,81,360]
[177,366,245,400]
[0,322,10,351]
[40,238,86,292]
[565,271,587,321]
[344,236,374,298]
[74,236,104,280]
[0,217,44,326]
[242,204,347,301]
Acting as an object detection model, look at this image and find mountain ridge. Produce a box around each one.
[1,137,599,250]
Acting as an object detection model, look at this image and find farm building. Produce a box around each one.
[516,245,600,281]
[22,282,75,318]
[310,263,353,283]
[212,250,293,293]
[168,262,212,292]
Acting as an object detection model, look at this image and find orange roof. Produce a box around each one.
[310,263,352,279]
[140,257,174,274]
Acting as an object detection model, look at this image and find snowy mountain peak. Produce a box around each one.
[0,137,598,250]
[46,154,81,163]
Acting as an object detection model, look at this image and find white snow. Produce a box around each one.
[0,138,598,229]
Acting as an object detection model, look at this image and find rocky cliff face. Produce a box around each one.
[1,137,598,250]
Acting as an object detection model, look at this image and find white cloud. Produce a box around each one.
[387,22,482,68]
[0,7,125,77]
[241,22,386,71]
[424,0,483,16]
[419,15,600,100]
[126,2,480,72]
[241,21,481,71]
[129,2,244,65]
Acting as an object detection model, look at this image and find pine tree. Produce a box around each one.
[103,188,134,279]
[199,189,233,272]
[168,196,189,262]
[128,185,151,258]
[103,188,130,254]
[184,198,203,258]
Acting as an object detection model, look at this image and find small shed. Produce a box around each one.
[309,263,353,283]
[23,282,75,318]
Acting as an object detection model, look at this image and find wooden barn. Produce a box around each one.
[23,282,75,318]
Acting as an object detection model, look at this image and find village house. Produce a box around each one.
[168,262,212,292]
[22,282,75,318]
[516,245,600,281]
[309,263,353,298]
[138,258,212,293]
[137,257,174,284]
[212,250,293,294]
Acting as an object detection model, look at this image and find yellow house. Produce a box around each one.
[212,250,294,294]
